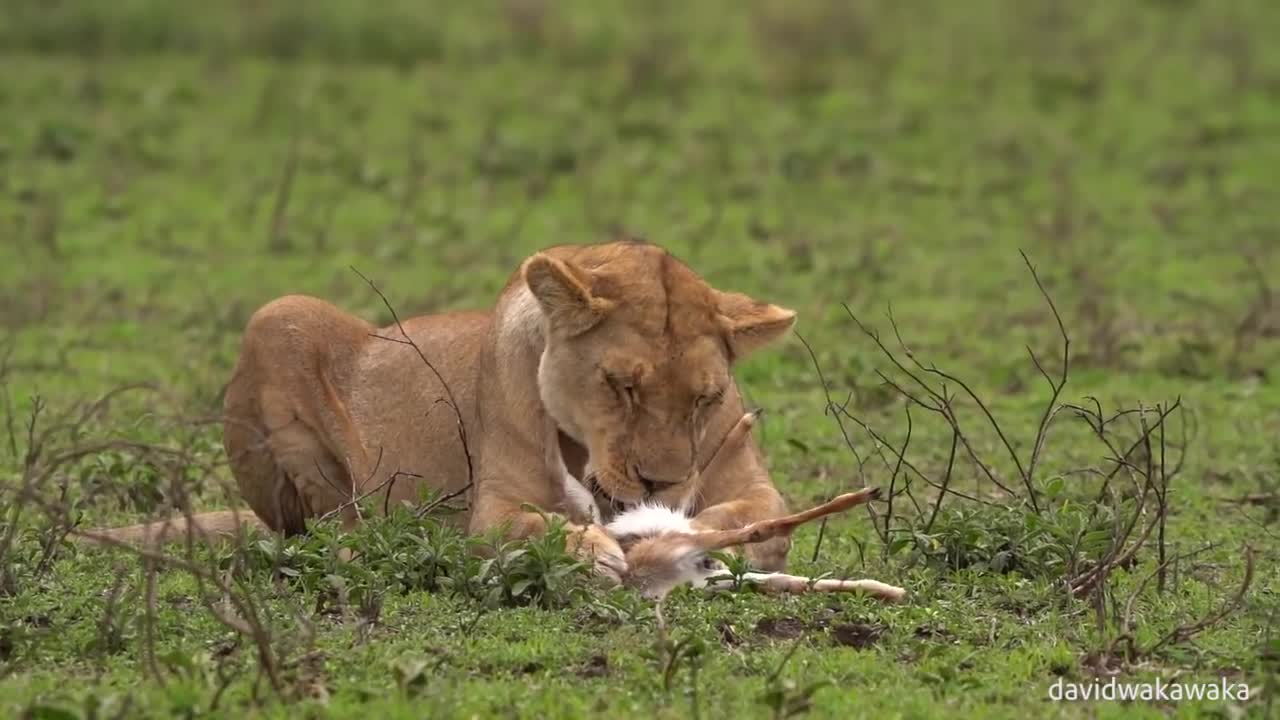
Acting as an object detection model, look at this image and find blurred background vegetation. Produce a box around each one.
[3,1,1277,409]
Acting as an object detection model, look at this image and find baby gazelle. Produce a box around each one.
[562,411,907,602]
[615,486,906,601]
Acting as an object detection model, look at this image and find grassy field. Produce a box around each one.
[2,0,1279,717]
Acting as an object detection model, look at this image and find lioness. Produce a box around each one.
[108,239,798,582]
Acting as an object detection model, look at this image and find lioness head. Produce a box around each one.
[523,239,795,512]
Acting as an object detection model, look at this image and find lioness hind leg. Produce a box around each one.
[222,295,374,536]
[265,414,354,533]
[221,388,312,536]
[223,376,361,536]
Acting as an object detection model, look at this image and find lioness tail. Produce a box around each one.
[77,510,269,548]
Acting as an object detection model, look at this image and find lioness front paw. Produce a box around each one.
[567,523,627,585]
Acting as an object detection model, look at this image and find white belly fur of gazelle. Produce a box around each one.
[554,412,907,602]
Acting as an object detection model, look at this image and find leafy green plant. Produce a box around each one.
[705,549,754,591]
[230,504,591,614]
[892,498,1122,579]
[74,450,165,514]
[470,515,591,610]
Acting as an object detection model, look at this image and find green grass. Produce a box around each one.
[2,0,1279,717]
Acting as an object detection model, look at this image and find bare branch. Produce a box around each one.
[1148,546,1255,655]
[351,267,476,511]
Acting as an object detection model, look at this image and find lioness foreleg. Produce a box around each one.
[469,491,628,584]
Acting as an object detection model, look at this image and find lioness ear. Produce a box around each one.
[524,254,615,335]
[716,291,797,359]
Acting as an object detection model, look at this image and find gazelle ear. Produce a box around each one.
[524,253,615,335]
[715,290,797,360]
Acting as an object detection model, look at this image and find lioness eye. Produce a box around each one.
[605,373,638,405]
[697,389,725,409]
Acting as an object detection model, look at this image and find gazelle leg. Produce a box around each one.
[714,571,906,602]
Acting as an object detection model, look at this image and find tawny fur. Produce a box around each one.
[87,240,799,582]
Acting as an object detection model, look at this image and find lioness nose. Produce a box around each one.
[638,475,657,497]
